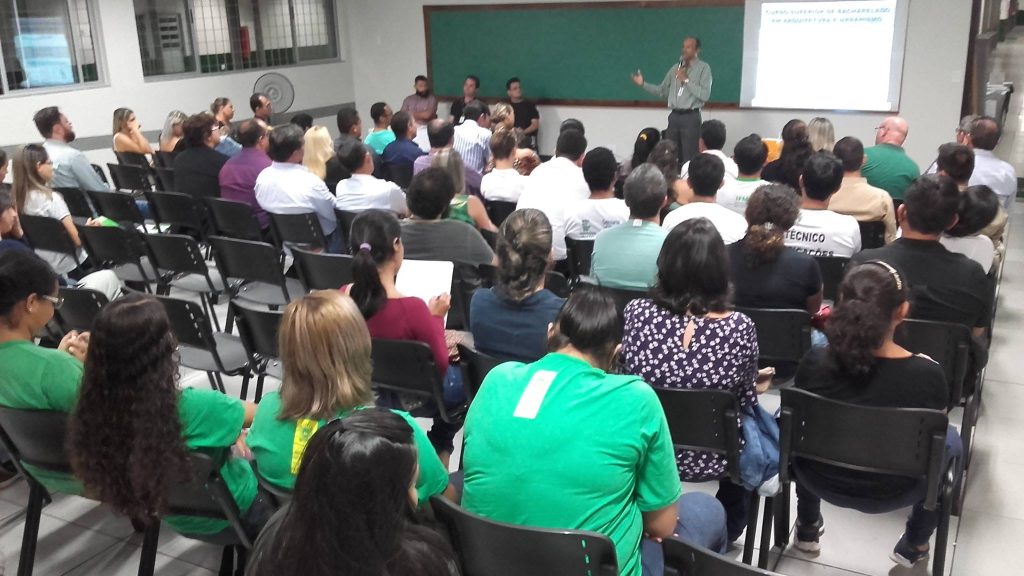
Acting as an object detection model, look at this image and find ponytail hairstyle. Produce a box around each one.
[825,261,909,378]
[742,184,800,267]
[348,210,401,320]
[495,208,552,302]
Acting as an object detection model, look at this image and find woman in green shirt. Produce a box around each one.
[431,148,496,232]
[68,294,271,540]
[247,290,453,504]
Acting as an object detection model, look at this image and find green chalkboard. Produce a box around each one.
[425,1,744,107]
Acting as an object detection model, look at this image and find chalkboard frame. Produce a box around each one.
[423,0,743,110]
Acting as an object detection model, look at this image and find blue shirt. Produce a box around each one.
[215,136,243,158]
[470,288,565,362]
[381,137,426,169]
[591,220,667,290]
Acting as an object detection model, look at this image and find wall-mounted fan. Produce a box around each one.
[254,72,295,113]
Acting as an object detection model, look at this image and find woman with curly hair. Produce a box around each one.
[68,293,271,538]
[470,208,564,362]
[247,409,457,576]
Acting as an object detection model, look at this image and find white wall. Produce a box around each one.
[344,0,973,166]
[0,0,355,161]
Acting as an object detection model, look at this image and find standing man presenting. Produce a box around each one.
[632,37,712,166]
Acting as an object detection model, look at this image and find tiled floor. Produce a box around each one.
[3,27,1024,576]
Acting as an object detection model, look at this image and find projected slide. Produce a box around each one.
[741,0,909,111]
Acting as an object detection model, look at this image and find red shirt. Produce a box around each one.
[364,296,449,375]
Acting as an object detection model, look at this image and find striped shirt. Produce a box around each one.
[453,119,492,173]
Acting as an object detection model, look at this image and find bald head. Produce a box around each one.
[875,116,909,146]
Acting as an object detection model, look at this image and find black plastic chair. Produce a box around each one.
[154,150,177,169]
[734,307,812,367]
[663,536,781,576]
[545,270,571,298]
[431,495,618,576]
[144,233,226,330]
[268,212,327,252]
[776,388,957,576]
[291,247,353,291]
[232,302,284,403]
[87,190,147,227]
[76,224,157,288]
[334,208,361,254]
[456,343,503,402]
[115,150,150,168]
[145,190,207,240]
[153,167,176,192]
[484,199,517,227]
[655,388,773,567]
[605,286,648,317]
[106,162,152,192]
[370,339,467,426]
[90,163,110,185]
[480,228,498,250]
[383,162,414,189]
[251,460,292,508]
[53,187,95,219]
[0,408,72,576]
[18,214,83,269]
[564,237,595,282]
[813,256,849,303]
[209,236,303,312]
[858,220,886,250]
[55,287,108,332]
[449,261,485,330]
[205,198,264,241]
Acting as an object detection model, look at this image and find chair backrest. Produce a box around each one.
[654,388,742,484]
[153,167,177,192]
[154,150,177,169]
[545,270,571,298]
[232,301,283,367]
[204,198,263,241]
[91,163,110,185]
[18,214,79,259]
[449,261,484,330]
[480,228,498,250]
[53,187,95,218]
[290,247,353,291]
[484,200,517,227]
[77,225,150,278]
[87,190,146,225]
[144,233,211,278]
[813,256,849,302]
[663,536,780,576]
[734,307,812,365]
[383,162,414,189]
[778,388,948,510]
[115,150,150,168]
[165,451,252,548]
[209,235,288,292]
[457,343,503,402]
[894,319,972,408]
[564,237,595,279]
[431,496,618,576]
[56,287,109,332]
[268,212,326,252]
[858,220,886,250]
[606,286,648,317]
[370,339,446,405]
[148,292,230,372]
[0,407,72,475]
[334,208,360,253]
[251,459,292,506]
[106,162,152,192]
[145,190,204,234]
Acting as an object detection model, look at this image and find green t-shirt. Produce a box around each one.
[0,340,83,495]
[365,129,397,155]
[165,388,258,536]
[462,353,681,576]
[861,144,920,200]
[247,392,448,505]
[591,220,668,291]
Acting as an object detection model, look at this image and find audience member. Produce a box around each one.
[516,129,589,261]
[290,113,314,132]
[173,113,228,199]
[618,127,662,192]
[792,263,961,568]
[828,136,897,243]
[471,209,564,362]
[111,108,153,155]
[334,107,363,154]
[34,107,108,192]
[381,111,427,174]
[622,218,761,542]
[941,185,998,273]
[490,102,515,133]
[560,118,586,135]
[762,119,813,191]
[648,139,692,207]
[463,286,728,576]
[210,98,242,158]
[718,133,769,216]
[413,119,482,195]
[663,153,747,243]
[452,102,492,173]
[507,77,540,149]
[247,411,457,576]
[401,75,438,125]
[159,110,186,154]
[565,147,629,240]
[365,102,396,155]
[680,119,738,180]
[335,142,409,216]
[218,119,273,231]
[489,103,544,175]
[211,97,235,129]
[251,92,273,124]
[303,125,346,192]
[592,164,668,290]
[449,75,480,123]
[345,209,464,462]
[936,142,1007,250]
[807,117,835,151]
[431,149,495,231]
[785,151,862,257]
[966,116,1016,209]
[247,290,451,502]
[68,293,270,540]
[862,116,919,200]
[255,124,339,250]
[480,130,526,202]
[729,184,822,314]
[400,168,495,267]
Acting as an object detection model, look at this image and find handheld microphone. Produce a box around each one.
[679,56,686,70]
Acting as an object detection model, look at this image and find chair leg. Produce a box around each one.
[933,465,955,576]
[206,372,219,391]
[137,521,160,576]
[774,484,791,550]
[218,546,235,576]
[17,484,45,576]
[224,306,235,334]
[214,372,226,394]
[233,546,247,576]
[203,294,221,332]
[254,374,266,404]
[757,496,775,569]
[741,492,760,565]
[239,372,251,401]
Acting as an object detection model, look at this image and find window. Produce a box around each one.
[133,0,338,78]
[0,0,101,94]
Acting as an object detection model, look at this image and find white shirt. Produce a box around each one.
[480,168,527,202]
[255,162,337,235]
[43,139,109,192]
[565,197,630,240]
[940,234,994,273]
[969,149,1017,209]
[517,157,591,259]
[335,173,408,216]
[681,149,739,181]
[784,208,862,258]
[23,189,82,274]
[413,125,431,153]
[718,177,767,216]
[452,119,492,173]
[662,201,747,244]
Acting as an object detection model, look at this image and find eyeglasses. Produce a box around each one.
[39,294,63,310]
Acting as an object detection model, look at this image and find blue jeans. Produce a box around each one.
[641,492,729,576]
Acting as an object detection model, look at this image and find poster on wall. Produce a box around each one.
[14,18,75,89]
